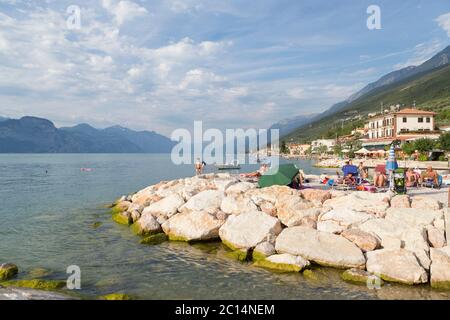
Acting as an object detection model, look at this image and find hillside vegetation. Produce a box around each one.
[285,64,450,143]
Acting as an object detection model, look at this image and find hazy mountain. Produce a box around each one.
[284,45,450,140]
[306,45,450,126]
[0,116,175,153]
[0,116,9,122]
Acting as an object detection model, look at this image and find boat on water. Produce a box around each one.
[215,160,241,170]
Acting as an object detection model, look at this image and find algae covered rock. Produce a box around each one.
[112,211,131,225]
[253,242,276,261]
[132,213,162,236]
[341,268,383,286]
[99,293,132,300]
[219,211,282,250]
[275,226,366,269]
[140,233,168,245]
[254,254,310,272]
[2,279,66,290]
[0,263,18,281]
[27,268,52,279]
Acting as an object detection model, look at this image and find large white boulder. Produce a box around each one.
[225,181,256,195]
[275,195,317,227]
[341,228,380,252]
[358,218,408,241]
[366,249,428,285]
[275,226,366,268]
[220,195,257,215]
[162,211,224,241]
[410,196,442,210]
[427,226,446,248]
[142,193,185,219]
[385,208,443,228]
[318,208,375,228]
[219,211,282,250]
[179,190,224,212]
[430,246,450,289]
[133,213,162,235]
[323,193,389,217]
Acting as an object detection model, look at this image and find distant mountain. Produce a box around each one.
[301,45,450,127]
[0,116,8,122]
[0,117,175,153]
[269,113,318,137]
[284,45,450,141]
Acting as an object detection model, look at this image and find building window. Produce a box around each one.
[426,117,430,123]
[403,117,407,123]
[418,117,423,123]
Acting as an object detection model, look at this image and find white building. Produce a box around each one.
[365,108,436,140]
[311,139,335,153]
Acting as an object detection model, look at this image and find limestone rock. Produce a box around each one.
[319,208,374,228]
[180,190,224,213]
[225,182,256,195]
[162,211,224,241]
[317,220,346,234]
[390,195,411,208]
[427,226,446,248]
[133,213,162,236]
[253,242,276,260]
[385,208,443,228]
[381,236,402,249]
[411,196,442,210]
[143,194,185,219]
[300,189,331,203]
[254,254,310,272]
[341,268,383,285]
[341,229,380,252]
[275,226,365,269]
[366,249,428,285]
[220,195,257,215]
[219,211,282,250]
[430,246,450,289]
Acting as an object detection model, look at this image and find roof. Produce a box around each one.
[394,108,436,115]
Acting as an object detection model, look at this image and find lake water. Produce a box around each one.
[1,154,449,300]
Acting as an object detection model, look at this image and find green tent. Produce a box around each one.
[258,163,300,188]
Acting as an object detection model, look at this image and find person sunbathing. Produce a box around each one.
[420,166,439,186]
[374,164,387,187]
[240,164,269,178]
[405,168,417,187]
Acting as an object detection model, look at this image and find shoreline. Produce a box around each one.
[315,158,450,171]
[110,173,450,290]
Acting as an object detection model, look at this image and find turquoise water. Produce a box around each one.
[1,154,449,300]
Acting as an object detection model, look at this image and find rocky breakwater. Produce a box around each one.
[111,173,450,289]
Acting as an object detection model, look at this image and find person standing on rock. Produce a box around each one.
[195,158,204,175]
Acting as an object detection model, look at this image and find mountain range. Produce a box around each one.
[0,116,175,153]
[281,44,450,142]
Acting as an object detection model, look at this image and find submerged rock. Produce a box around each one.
[254,253,310,272]
[219,211,282,250]
[275,226,366,269]
[341,268,383,286]
[1,279,66,290]
[365,249,428,285]
[140,233,168,245]
[0,263,18,281]
[99,293,132,300]
[162,210,224,241]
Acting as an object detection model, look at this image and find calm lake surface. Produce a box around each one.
[1,154,449,300]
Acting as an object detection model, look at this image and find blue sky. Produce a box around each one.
[0,0,449,135]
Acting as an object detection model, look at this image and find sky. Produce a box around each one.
[0,0,449,135]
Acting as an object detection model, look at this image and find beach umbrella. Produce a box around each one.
[258,163,299,188]
[385,145,398,189]
[355,147,370,155]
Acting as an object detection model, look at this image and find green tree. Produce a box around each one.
[280,141,289,154]
[314,144,328,155]
[333,144,343,156]
[413,138,436,153]
[401,142,415,156]
[439,132,450,151]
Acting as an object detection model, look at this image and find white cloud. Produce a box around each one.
[394,40,444,69]
[101,0,148,25]
[436,13,450,37]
